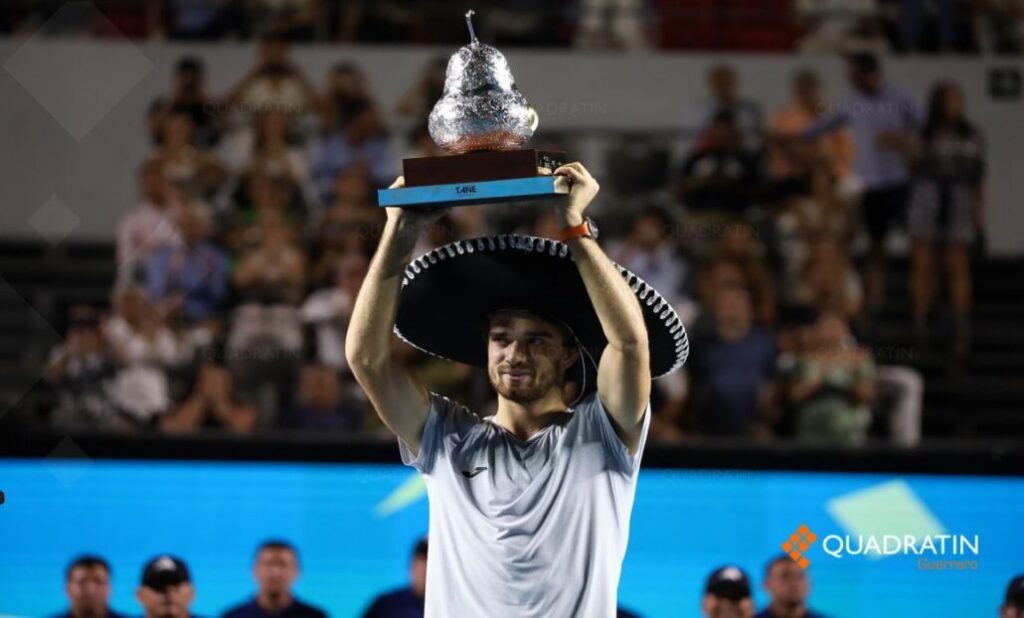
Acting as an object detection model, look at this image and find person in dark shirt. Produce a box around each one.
[361,538,427,618]
[907,81,985,358]
[754,555,826,618]
[221,540,326,618]
[148,56,220,148]
[136,555,203,618]
[52,555,130,618]
[278,364,365,432]
[678,111,761,218]
[690,286,778,436]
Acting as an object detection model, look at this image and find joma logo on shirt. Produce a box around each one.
[461,467,487,478]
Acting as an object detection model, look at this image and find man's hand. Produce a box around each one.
[384,176,451,232]
[545,162,599,226]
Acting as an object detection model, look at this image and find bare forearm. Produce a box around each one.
[345,218,420,367]
[563,227,647,348]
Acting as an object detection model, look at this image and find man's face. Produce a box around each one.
[632,215,666,248]
[702,594,755,618]
[713,288,752,334]
[300,366,340,411]
[765,561,809,606]
[255,548,298,598]
[67,565,111,616]
[333,166,371,205]
[136,583,194,618]
[486,311,577,403]
[335,255,368,295]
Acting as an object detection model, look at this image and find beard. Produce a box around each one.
[489,364,559,403]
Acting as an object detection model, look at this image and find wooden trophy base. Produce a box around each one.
[377,149,569,209]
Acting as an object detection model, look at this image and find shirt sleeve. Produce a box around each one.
[586,391,652,476]
[397,392,480,475]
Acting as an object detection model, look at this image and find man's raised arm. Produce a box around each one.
[345,177,446,456]
[552,163,651,454]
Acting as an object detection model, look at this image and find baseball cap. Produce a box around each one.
[705,565,752,601]
[141,555,191,591]
[413,537,428,558]
[1006,575,1024,607]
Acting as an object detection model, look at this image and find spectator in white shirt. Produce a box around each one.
[300,253,369,372]
[104,286,180,424]
[116,160,182,285]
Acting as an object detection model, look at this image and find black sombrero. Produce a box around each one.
[394,234,689,394]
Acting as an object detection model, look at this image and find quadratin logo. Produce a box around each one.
[781,524,981,571]
[781,524,818,569]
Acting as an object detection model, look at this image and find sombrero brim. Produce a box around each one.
[394,234,689,384]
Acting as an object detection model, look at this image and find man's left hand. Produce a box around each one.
[541,162,599,225]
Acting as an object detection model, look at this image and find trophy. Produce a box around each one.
[378,10,569,209]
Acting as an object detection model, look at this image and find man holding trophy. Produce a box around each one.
[346,12,688,617]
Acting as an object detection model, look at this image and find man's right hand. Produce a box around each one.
[384,176,450,228]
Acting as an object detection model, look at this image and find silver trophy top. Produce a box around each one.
[428,10,535,153]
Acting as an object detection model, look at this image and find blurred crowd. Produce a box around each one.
[51,548,1024,618]
[4,0,1024,54]
[53,540,422,618]
[43,36,991,447]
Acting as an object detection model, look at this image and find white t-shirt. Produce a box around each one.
[399,390,650,617]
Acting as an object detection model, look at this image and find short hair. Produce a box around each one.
[66,555,111,581]
[255,539,299,562]
[846,52,880,73]
[486,309,576,350]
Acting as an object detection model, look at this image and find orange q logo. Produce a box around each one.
[782,524,818,569]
